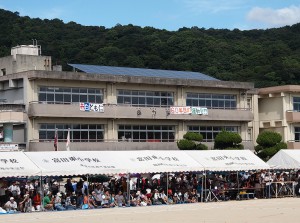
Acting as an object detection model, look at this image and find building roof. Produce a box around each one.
[258,85,300,95]
[68,64,219,81]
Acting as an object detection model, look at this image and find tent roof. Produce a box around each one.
[185,150,269,171]
[267,149,300,169]
[0,152,41,177]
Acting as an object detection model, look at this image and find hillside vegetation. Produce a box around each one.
[1,9,300,87]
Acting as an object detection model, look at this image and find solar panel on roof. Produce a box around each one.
[68,64,219,81]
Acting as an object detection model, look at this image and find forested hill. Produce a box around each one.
[1,9,300,87]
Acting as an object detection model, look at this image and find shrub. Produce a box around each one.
[183,132,203,142]
[196,143,208,150]
[214,130,242,150]
[256,131,282,147]
[177,139,196,150]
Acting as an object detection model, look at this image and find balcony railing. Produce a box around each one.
[0,104,25,112]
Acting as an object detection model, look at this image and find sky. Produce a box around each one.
[0,0,300,30]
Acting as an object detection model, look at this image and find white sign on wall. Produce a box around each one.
[170,106,208,115]
[80,103,104,112]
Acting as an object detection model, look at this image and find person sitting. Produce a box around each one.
[43,191,54,211]
[101,190,114,208]
[32,190,42,211]
[152,189,162,205]
[91,191,102,206]
[54,192,65,211]
[4,197,18,213]
[19,193,32,212]
[159,190,169,204]
[115,191,125,207]
[65,192,76,210]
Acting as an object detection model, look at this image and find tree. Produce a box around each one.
[214,130,243,150]
[255,131,287,161]
[177,132,208,150]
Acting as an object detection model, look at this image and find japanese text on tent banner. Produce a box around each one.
[170,107,208,115]
[80,103,104,112]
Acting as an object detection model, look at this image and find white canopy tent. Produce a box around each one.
[0,152,41,177]
[185,150,270,171]
[267,149,300,169]
[24,151,128,176]
[114,150,205,174]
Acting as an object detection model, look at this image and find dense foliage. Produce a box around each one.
[214,130,243,150]
[1,9,300,87]
[255,131,287,161]
[177,132,207,150]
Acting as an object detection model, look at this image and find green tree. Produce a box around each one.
[177,132,208,150]
[255,131,287,161]
[214,130,243,150]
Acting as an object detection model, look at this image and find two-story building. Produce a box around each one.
[0,45,255,151]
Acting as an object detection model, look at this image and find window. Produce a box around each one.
[188,126,239,142]
[38,86,103,104]
[295,127,300,142]
[117,90,174,107]
[186,93,237,109]
[293,97,300,111]
[39,123,104,142]
[118,125,175,142]
[0,68,6,76]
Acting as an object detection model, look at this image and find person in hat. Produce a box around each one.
[4,197,18,212]
[54,192,65,211]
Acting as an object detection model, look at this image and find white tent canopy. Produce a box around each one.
[116,150,205,174]
[24,151,128,176]
[185,150,270,171]
[0,150,270,177]
[0,152,41,177]
[267,149,300,169]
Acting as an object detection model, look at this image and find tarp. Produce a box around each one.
[24,151,128,176]
[185,150,270,171]
[0,152,41,177]
[267,149,300,169]
[116,150,205,174]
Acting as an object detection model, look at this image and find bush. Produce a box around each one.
[177,139,196,150]
[196,143,208,150]
[214,130,242,150]
[183,132,203,142]
[255,131,287,161]
[256,131,282,147]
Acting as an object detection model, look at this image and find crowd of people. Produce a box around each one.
[0,170,300,214]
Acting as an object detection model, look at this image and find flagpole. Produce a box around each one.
[66,128,70,151]
[54,128,58,151]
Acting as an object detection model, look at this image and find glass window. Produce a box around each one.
[186,93,237,109]
[117,90,174,107]
[39,123,104,142]
[38,86,103,104]
[117,125,175,142]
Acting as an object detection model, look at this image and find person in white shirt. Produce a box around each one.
[8,181,21,197]
[4,197,18,212]
[264,173,273,198]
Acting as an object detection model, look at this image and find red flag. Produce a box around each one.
[54,128,58,151]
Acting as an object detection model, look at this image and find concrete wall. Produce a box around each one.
[259,97,283,121]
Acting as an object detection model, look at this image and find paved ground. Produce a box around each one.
[1,198,299,223]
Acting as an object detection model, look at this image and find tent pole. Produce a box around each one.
[127,174,130,207]
[166,172,169,196]
[204,170,207,202]
[201,171,204,203]
[40,175,44,211]
[237,171,240,200]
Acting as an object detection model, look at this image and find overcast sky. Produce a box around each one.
[1,0,300,30]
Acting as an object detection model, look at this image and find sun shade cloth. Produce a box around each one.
[267,149,300,169]
[185,150,269,171]
[0,152,41,177]
[116,150,205,174]
[24,151,128,176]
